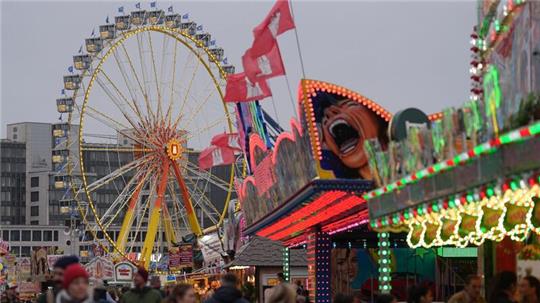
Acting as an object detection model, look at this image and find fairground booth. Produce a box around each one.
[239,78,425,302]
[367,0,540,300]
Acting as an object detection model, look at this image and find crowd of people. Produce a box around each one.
[3,257,540,303]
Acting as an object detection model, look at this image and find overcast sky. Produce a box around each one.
[1,0,477,135]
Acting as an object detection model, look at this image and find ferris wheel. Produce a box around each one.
[53,6,239,267]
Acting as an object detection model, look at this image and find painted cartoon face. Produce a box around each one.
[322,99,382,173]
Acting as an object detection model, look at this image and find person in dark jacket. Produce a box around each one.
[119,267,161,303]
[149,276,166,298]
[204,273,249,303]
[488,271,517,303]
[37,256,80,303]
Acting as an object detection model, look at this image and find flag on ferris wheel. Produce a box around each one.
[78,45,83,54]
[118,6,124,13]
[224,73,272,103]
[106,15,109,23]
[150,1,156,8]
[168,6,173,12]
[198,145,235,170]
[211,133,242,151]
[68,66,74,73]
[182,13,189,20]
[210,40,216,46]
[251,0,295,57]
[135,2,141,9]
[242,41,285,83]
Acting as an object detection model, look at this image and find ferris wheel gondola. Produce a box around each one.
[53,5,239,268]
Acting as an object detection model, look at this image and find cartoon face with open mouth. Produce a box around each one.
[322,98,385,179]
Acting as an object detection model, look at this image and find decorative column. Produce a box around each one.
[306,229,331,303]
[282,246,290,282]
[378,232,392,293]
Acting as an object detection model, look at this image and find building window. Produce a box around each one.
[30,191,39,202]
[30,221,38,225]
[43,231,52,241]
[10,246,19,257]
[21,246,30,257]
[32,231,41,241]
[22,230,31,241]
[12,127,17,132]
[10,230,20,241]
[30,177,39,187]
[2,230,9,241]
[54,231,59,241]
[31,206,39,217]
[12,134,17,140]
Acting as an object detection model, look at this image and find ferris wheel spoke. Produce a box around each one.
[167,182,191,236]
[81,146,154,153]
[184,179,220,225]
[182,83,222,131]
[186,116,230,140]
[183,161,232,192]
[101,163,153,222]
[165,38,178,125]
[101,165,151,230]
[141,162,170,266]
[111,47,144,119]
[135,33,156,124]
[84,105,146,145]
[82,156,151,194]
[171,160,203,236]
[172,49,203,129]
[127,174,156,255]
[94,74,141,131]
[97,68,146,125]
[118,42,152,127]
[147,31,163,120]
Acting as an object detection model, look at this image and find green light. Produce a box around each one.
[404,212,410,219]
[466,194,473,203]
[432,204,439,212]
[487,187,494,197]
[510,180,519,191]
[382,250,387,255]
[530,122,540,135]
[449,200,455,208]
[418,207,423,215]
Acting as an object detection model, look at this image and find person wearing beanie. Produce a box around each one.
[119,267,162,303]
[56,264,92,303]
[38,256,80,303]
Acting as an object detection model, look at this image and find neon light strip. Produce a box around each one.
[364,121,540,202]
[257,191,347,237]
[268,196,364,241]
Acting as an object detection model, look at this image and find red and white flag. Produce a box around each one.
[251,0,295,56]
[198,145,236,170]
[211,133,242,151]
[224,73,272,103]
[242,43,285,83]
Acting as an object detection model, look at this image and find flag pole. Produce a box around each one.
[289,0,306,79]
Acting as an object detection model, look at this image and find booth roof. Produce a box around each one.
[226,236,307,267]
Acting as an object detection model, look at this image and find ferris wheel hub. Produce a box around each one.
[166,138,183,161]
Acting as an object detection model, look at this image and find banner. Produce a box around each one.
[85,257,114,280]
[18,257,31,277]
[114,262,136,282]
[169,244,193,271]
[0,239,9,254]
[18,281,41,293]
